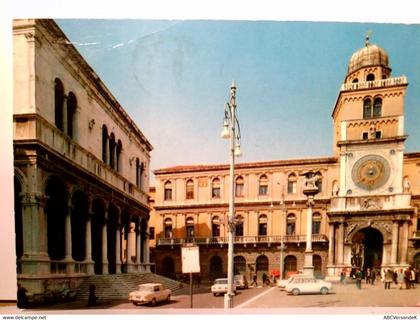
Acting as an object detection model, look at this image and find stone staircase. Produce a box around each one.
[75,273,185,301]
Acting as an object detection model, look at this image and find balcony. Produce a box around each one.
[13,114,148,205]
[156,234,328,246]
[340,76,407,92]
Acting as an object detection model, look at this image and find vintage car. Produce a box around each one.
[128,283,171,306]
[277,273,306,290]
[211,278,237,296]
[234,274,249,289]
[285,275,332,296]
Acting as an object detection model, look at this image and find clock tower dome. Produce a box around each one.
[331,34,408,199]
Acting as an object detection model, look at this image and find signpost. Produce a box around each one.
[181,245,200,308]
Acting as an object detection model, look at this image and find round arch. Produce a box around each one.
[161,256,175,279]
[284,255,297,277]
[351,227,384,271]
[234,255,246,275]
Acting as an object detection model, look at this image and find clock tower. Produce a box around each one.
[327,35,413,278]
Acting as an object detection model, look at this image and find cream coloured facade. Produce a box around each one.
[13,19,152,301]
[150,36,420,282]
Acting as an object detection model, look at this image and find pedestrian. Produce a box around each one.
[250,273,258,287]
[339,270,346,285]
[396,269,404,289]
[384,269,393,289]
[404,268,411,289]
[410,268,416,288]
[262,272,268,286]
[365,268,371,284]
[355,268,362,289]
[370,268,376,285]
[17,284,28,309]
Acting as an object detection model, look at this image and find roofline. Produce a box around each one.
[15,19,153,152]
[154,156,339,175]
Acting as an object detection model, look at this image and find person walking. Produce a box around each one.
[404,268,411,289]
[365,268,371,284]
[250,273,258,287]
[339,269,346,285]
[355,268,363,289]
[384,269,393,289]
[396,269,404,289]
[370,268,376,285]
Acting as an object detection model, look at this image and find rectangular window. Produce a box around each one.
[375,131,382,139]
[362,132,368,140]
[186,189,194,200]
[149,227,155,240]
[235,184,244,197]
[259,185,268,195]
[287,181,296,194]
[164,189,172,201]
[212,187,221,198]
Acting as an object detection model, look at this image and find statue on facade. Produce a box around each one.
[351,241,364,268]
[301,171,322,191]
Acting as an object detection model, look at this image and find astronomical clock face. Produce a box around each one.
[351,154,390,191]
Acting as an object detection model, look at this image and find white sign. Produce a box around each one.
[181,245,200,273]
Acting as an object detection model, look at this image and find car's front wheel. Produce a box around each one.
[292,288,300,296]
[213,293,217,296]
[320,287,328,295]
[132,302,139,306]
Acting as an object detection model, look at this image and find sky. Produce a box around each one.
[55,19,420,178]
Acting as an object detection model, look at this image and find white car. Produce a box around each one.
[277,273,306,290]
[234,274,249,289]
[211,278,237,296]
[128,283,171,306]
[285,275,332,295]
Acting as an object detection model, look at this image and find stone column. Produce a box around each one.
[101,222,109,274]
[390,221,399,265]
[400,221,409,265]
[64,205,75,273]
[337,223,344,265]
[84,212,94,275]
[127,222,136,273]
[143,232,150,271]
[115,224,122,274]
[20,192,50,274]
[72,107,80,142]
[328,223,335,266]
[136,225,141,272]
[303,196,314,276]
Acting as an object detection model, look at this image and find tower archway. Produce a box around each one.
[351,227,383,271]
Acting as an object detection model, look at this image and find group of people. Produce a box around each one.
[340,266,419,290]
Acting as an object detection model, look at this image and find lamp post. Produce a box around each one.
[221,80,242,309]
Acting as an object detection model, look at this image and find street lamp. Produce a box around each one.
[221,80,242,309]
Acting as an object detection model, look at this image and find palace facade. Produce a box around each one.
[13,19,152,300]
[150,36,420,281]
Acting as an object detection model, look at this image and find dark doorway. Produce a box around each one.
[161,256,175,279]
[209,255,223,280]
[352,227,383,271]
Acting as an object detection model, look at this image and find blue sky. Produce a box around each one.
[56,20,420,175]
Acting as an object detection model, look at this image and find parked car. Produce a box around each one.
[277,273,306,290]
[128,283,171,306]
[234,274,248,289]
[211,278,237,296]
[285,275,332,296]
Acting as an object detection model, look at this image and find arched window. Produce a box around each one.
[102,125,108,163]
[186,217,194,238]
[186,179,194,200]
[235,176,244,197]
[234,256,246,274]
[235,215,244,236]
[363,98,372,119]
[164,181,172,201]
[67,92,77,139]
[313,255,322,277]
[287,173,297,194]
[164,218,172,238]
[109,133,116,168]
[259,174,268,196]
[287,213,296,235]
[366,73,375,81]
[284,255,297,276]
[212,216,220,237]
[373,97,382,117]
[54,78,64,131]
[352,78,359,83]
[116,140,122,172]
[312,212,321,235]
[316,174,323,193]
[256,255,269,272]
[212,178,221,198]
[258,214,267,236]
[136,159,144,189]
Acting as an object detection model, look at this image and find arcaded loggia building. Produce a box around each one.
[13,19,153,298]
[150,36,420,281]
